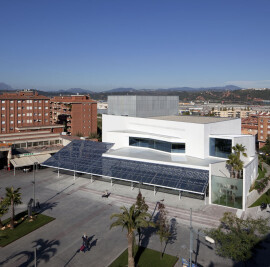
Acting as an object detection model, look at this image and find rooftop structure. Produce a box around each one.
[108,95,179,117]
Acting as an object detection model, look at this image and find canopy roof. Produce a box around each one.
[42,140,209,195]
[11,154,51,168]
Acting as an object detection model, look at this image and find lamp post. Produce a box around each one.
[189,208,193,267]
[33,162,38,208]
[189,208,215,267]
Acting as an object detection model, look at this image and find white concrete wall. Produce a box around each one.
[234,135,256,162]
[210,161,231,178]
[243,156,258,210]
[103,115,243,160]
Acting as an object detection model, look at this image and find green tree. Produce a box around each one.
[135,190,149,246]
[156,202,171,259]
[0,197,9,228]
[261,136,270,155]
[5,187,22,229]
[110,204,152,267]
[206,212,269,262]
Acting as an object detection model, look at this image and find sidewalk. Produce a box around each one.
[79,175,236,228]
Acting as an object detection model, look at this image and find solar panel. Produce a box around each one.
[42,140,209,194]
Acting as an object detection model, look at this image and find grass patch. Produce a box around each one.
[109,246,178,267]
[249,189,270,208]
[0,211,55,247]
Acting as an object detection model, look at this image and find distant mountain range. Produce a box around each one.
[0,82,13,90]
[104,85,241,93]
[1,82,270,103]
[0,83,242,94]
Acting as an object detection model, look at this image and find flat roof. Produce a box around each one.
[103,147,224,169]
[148,115,238,124]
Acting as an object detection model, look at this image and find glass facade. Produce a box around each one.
[209,138,232,158]
[211,175,243,209]
[129,137,185,153]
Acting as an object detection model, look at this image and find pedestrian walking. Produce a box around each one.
[81,233,87,253]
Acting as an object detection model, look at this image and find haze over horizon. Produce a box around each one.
[1,0,270,91]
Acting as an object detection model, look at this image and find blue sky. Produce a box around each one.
[0,0,269,91]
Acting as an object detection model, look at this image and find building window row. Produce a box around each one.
[129,137,185,153]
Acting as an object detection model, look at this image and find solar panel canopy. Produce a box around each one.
[42,140,209,194]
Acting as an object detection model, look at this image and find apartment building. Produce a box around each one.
[212,106,252,118]
[0,90,51,134]
[50,94,97,137]
[0,90,64,170]
[257,114,270,148]
[241,116,258,136]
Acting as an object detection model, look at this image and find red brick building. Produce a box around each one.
[50,94,97,137]
[0,90,64,169]
[241,116,258,136]
[257,114,270,148]
[0,90,52,134]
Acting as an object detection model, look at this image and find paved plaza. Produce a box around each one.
[0,167,269,267]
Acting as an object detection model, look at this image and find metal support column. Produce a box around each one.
[57,168,59,178]
[154,186,156,195]
[34,247,37,267]
[91,174,93,183]
[190,208,193,267]
[73,171,76,181]
[131,182,134,190]
[204,191,206,205]
[111,179,113,186]
[179,190,181,200]
[14,167,16,176]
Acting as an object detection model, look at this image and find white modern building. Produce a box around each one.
[42,112,257,211]
[102,114,257,210]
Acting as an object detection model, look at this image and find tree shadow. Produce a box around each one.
[0,238,60,266]
[162,218,178,257]
[38,201,58,214]
[44,183,75,203]
[135,210,159,264]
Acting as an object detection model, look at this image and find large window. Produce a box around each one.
[210,138,232,158]
[211,175,243,209]
[129,137,185,153]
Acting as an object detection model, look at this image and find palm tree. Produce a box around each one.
[5,186,22,229]
[226,154,238,178]
[234,158,244,178]
[110,204,153,267]
[232,144,247,159]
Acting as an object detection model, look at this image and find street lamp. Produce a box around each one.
[33,162,38,208]
[189,208,215,266]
